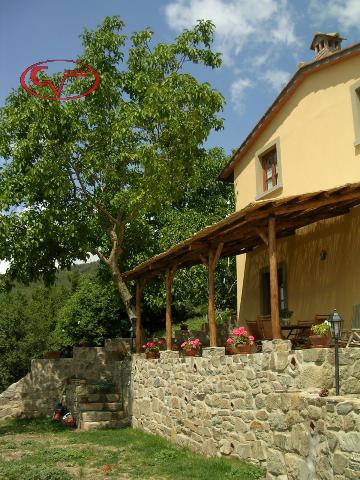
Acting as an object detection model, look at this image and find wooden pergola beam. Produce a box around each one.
[165,266,177,351]
[268,216,282,339]
[135,279,146,353]
[208,242,224,347]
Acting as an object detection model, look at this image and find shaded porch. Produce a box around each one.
[123,182,360,351]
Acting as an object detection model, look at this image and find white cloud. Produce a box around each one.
[165,0,297,65]
[262,69,291,91]
[230,77,254,113]
[310,0,360,32]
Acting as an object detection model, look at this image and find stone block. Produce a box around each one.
[270,351,289,371]
[219,439,233,455]
[255,394,266,409]
[290,424,310,457]
[160,351,179,360]
[336,401,354,415]
[256,410,269,420]
[235,443,252,459]
[273,432,291,451]
[341,378,360,394]
[267,448,287,475]
[234,418,249,433]
[284,453,313,480]
[202,347,225,358]
[298,365,333,390]
[338,432,360,453]
[302,349,326,363]
[268,411,287,431]
[307,405,322,420]
[333,452,349,474]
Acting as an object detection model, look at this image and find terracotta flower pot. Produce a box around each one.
[309,335,331,348]
[183,349,198,357]
[228,344,251,355]
[146,351,160,359]
[43,351,61,359]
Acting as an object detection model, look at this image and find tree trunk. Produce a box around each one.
[111,265,136,321]
[97,222,137,323]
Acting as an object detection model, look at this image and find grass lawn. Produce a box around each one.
[0,419,266,479]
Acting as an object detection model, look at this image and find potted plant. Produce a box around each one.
[309,321,331,348]
[181,338,202,357]
[226,327,255,354]
[280,308,293,327]
[143,341,160,359]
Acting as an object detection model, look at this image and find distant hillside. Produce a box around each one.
[5,261,100,296]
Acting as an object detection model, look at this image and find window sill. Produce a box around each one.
[255,184,283,201]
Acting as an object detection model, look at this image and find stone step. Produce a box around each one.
[81,417,130,431]
[86,384,115,395]
[81,393,121,403]
[79,402,122,412]
[81,410,125,422]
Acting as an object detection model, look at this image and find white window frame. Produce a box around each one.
[350,80,360,147]
[255,138,283,201]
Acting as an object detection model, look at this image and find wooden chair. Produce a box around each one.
[247,320,263,340]
[256,315,273,340]
[346,304,360,347]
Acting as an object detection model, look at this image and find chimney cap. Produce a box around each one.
[310,32,345,50]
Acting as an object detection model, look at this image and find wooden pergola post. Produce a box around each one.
[268,216,282,339]
[207,243,224,347]
[165,267,177,351]
[135,279,146,353]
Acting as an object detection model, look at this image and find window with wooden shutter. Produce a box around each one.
[261,147,278,192]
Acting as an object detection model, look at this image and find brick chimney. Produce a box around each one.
[310,32,344,60]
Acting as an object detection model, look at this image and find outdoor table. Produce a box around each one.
[281,324,310,339]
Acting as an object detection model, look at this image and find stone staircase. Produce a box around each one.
[70,381,130,431]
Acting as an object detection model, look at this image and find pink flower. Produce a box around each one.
[181,342,187,348]
[226,338,233,345]
[147,341,155,348]
[249,335,254,343]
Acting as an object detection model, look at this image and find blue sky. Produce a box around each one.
[1,0,360,155]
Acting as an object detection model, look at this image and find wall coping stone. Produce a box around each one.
[262,340,292,353]
[132,353,146,359]
[160,351,179,359]
[202,347,225,357]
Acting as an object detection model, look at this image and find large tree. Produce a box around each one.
[0,16,224,320]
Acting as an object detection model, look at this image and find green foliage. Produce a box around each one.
[50,275,128,350]
[310,321,331,336]
[138,148,236,326]
[0,261,125,392]
[0,286,69,391]
[0,16,224,303]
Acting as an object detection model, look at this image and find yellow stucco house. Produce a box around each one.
[218,32,360,331]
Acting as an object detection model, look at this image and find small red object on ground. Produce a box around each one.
[102,464,110,474]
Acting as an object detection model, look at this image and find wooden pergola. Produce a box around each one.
[123,182,360,352]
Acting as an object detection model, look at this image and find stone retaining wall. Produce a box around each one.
[0,359,74,420]
[0,344,127,421]
[131,342,360,479]
[2,339,360,478]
